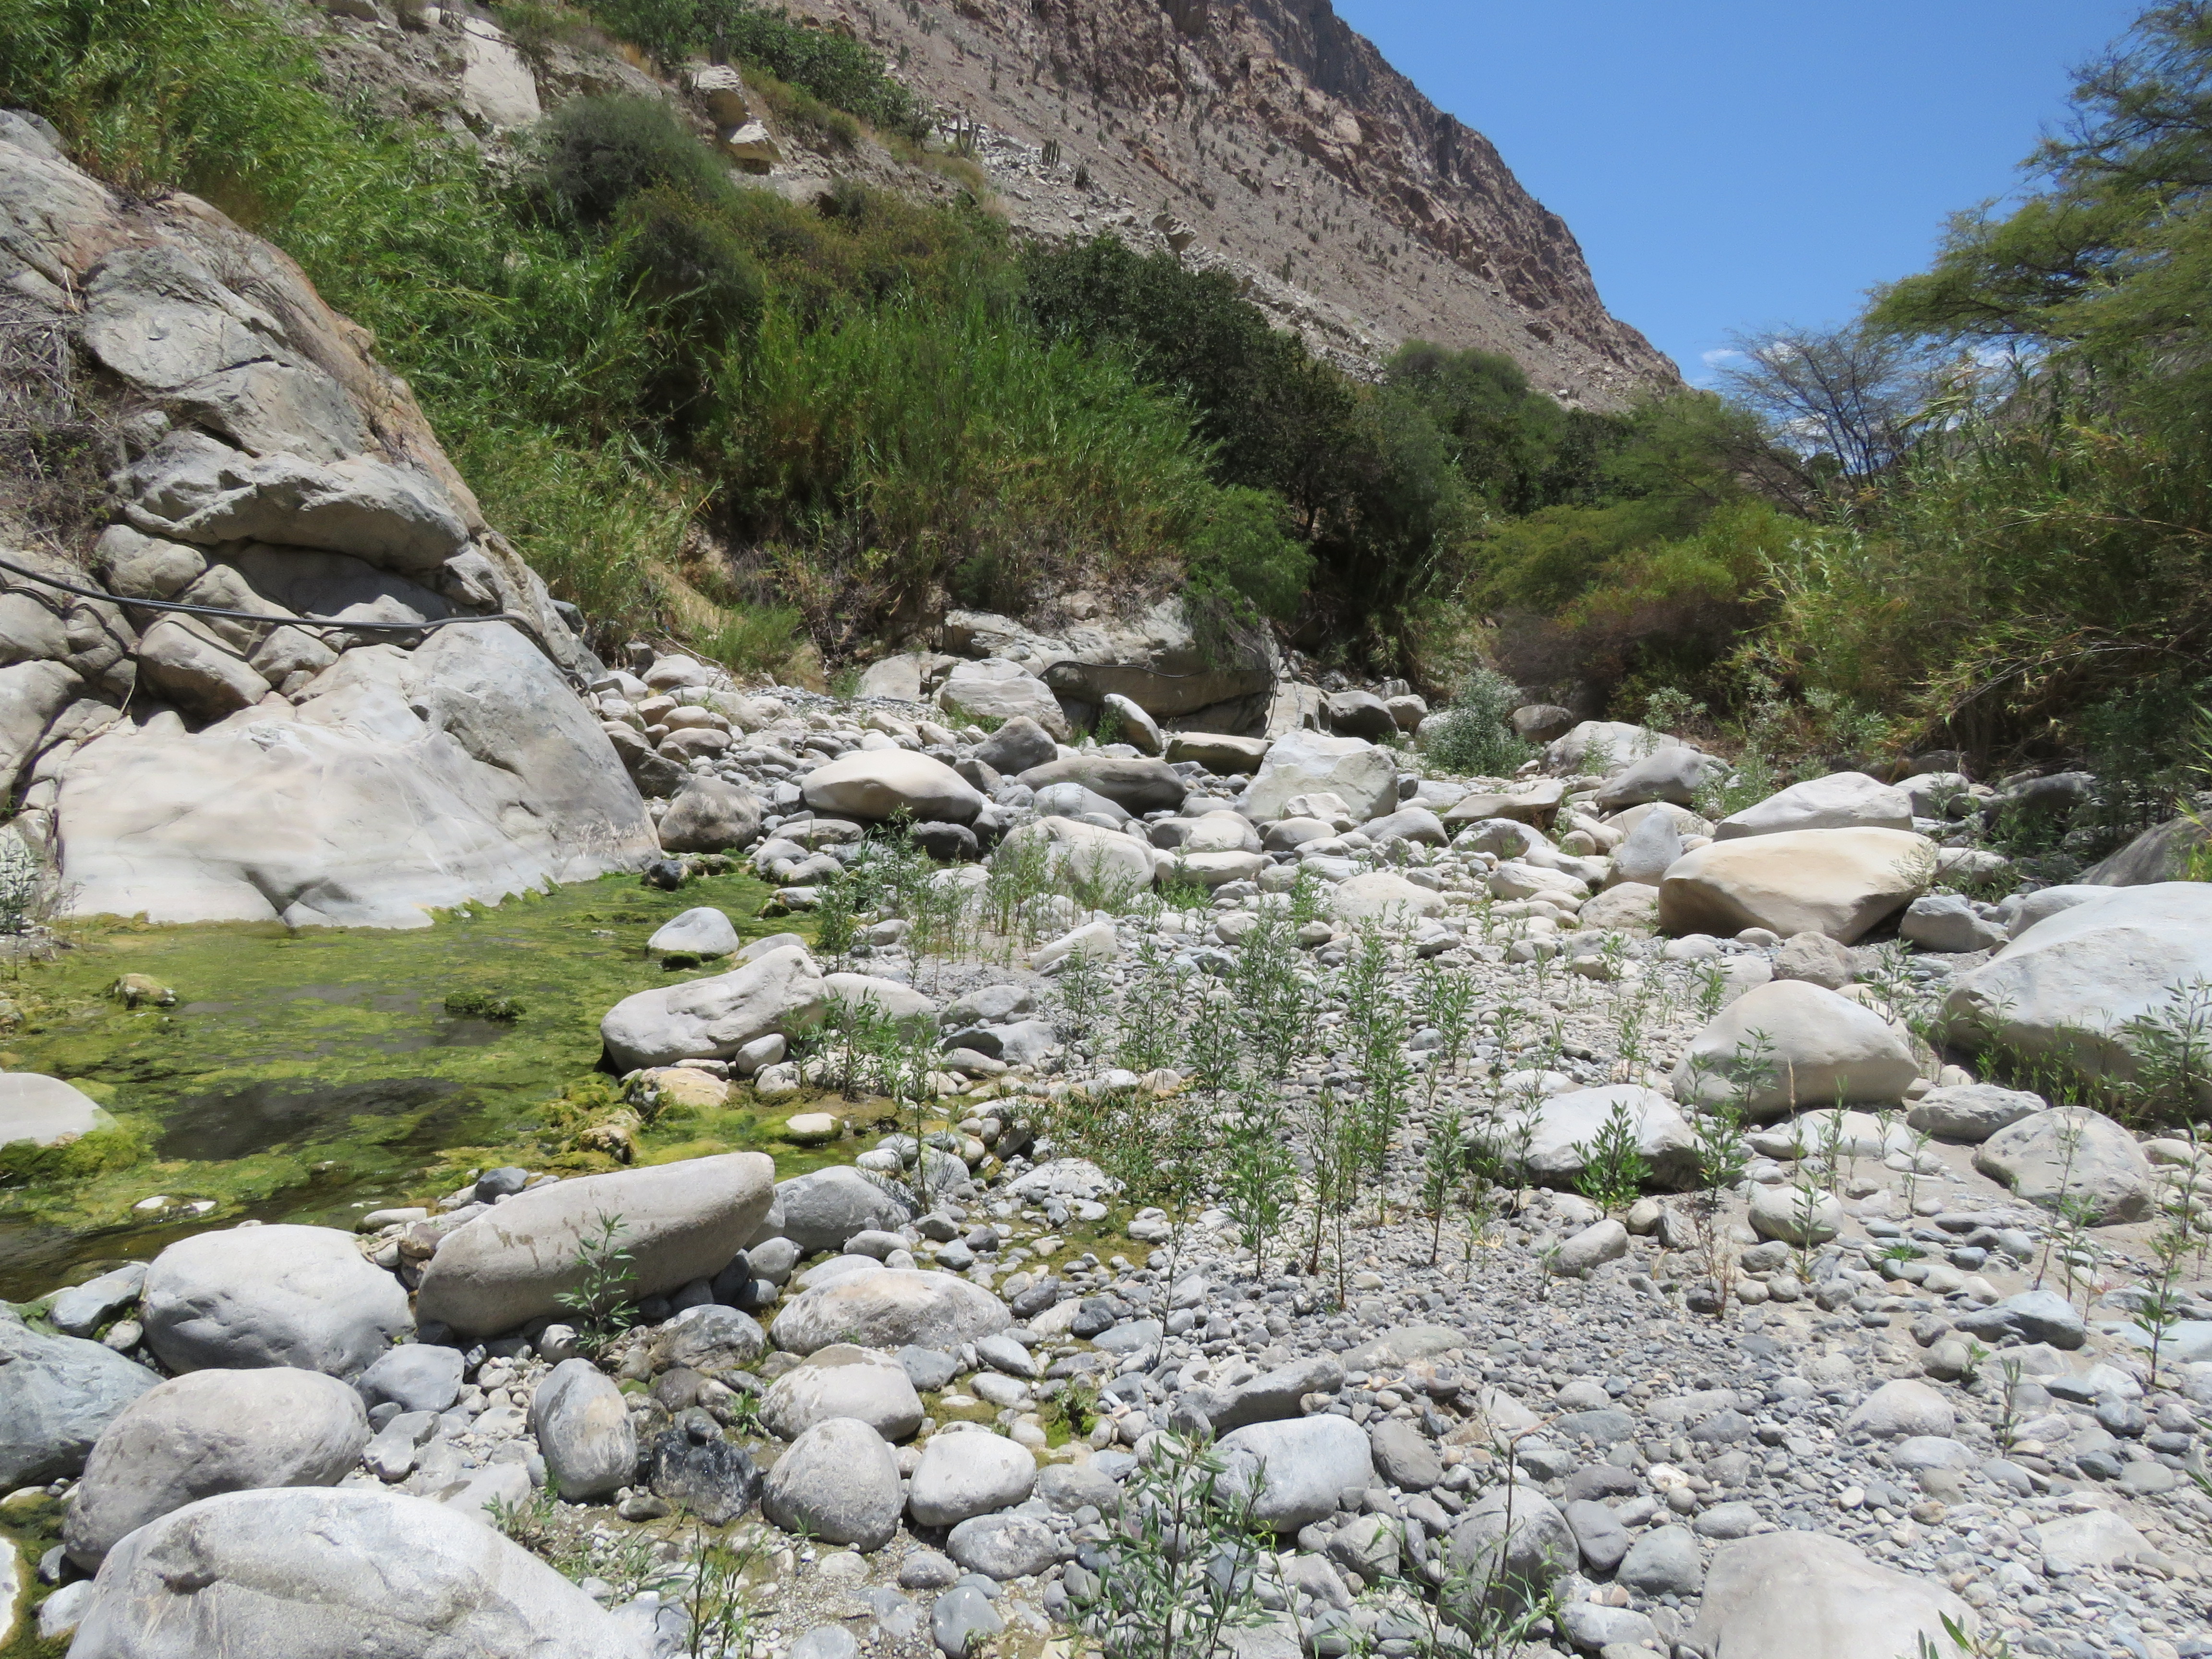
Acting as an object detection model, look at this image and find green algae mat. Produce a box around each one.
[0,871,822,1301]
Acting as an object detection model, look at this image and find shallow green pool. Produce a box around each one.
[0,871,821,1300]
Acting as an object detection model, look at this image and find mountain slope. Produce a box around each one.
[778,0,1675,405]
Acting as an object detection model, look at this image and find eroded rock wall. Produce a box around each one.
[0,113,659,925]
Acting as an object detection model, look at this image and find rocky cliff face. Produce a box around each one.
[777,0,1674,402]
[0,110,659,925]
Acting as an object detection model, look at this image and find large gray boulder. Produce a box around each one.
[529,1358,637,1502]
[1687,1532,1973,1659]
[763,1166,912,1254]
[1241,731,1398,823]
[759,1346,923,1442]
[972,716,1058,775]
[1544,721,1671,774]
[1907,1083,2045,1144]
[1444,1485,1577,1618]
[64,1369,369,1568]
[1611,810,1684,887]
[644,1305,767,1378]
[600,944,826,1070]
[1593,747,1723,812]
[656,779,762,854]
[801,751,985,825]
[1713,772,1912,840]
[1216,1415,1376,1531]
[416,1152,775,1336]
[770,1270,1011,1357]
[1945,883,2212,1092]
[1659,828,1934,943]
[1017,756,1188,815]
[1507,1085,1697,1190]
[66,1487,651,1659]
[140,1225,411,1377]
[1972,1107,2155,1223]
[936,662,1069,740]
[759,1418,902,1549]
[2081,814,2208,886]
[59,627,656,927]
[907,1430,1036,1526]
[1671,979,1920,1121]
[0,1316,159,1486]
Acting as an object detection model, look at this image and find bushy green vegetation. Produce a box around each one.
[25,0,2199,786]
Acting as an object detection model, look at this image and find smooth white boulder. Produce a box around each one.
[0,1073,114,1147]
[998,817,1154,893]
[1508,1085,1697,1190]
[416,1152,774,1336]
[800,750,984,825]
[59,629,656,927]
[600,944,826,1070]
[1330,872,1446,927]
[1973,1107,2155,1223]
[935,664,1069,741]
[907,1431,1037,1527]
[646,907,740,957]
[1687,1532,1973,1659]
[529,1358,636,1501]
[1242,730,1398,823]
[761,1346,924,1442]
[1659,828,1934,942]
[1713,772,1912,840]
[759,1418,902,1550]
[1216,1415,1376,1531]
[1671,979,1919,1121]
[1945,883,2212,1089]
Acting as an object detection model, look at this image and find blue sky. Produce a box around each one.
[1333,0,2148,383]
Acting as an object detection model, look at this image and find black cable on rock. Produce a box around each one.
[0,549,551,648]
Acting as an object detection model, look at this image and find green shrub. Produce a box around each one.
[1419,666,1531,777]
[575,0,922,136]
[613,186,765,423]
[531,95,733,226]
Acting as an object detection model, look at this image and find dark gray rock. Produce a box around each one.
[647,1419,760,1525]
[0,1317,160,1486]
[1562,1499,1629,1574]
[355,1345,465,1415]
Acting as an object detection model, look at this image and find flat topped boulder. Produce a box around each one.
[1016,756,1187,814]
[600,943,825,1070]
[801,751,984,825]
[1714,771,1912,840]
[1165,732,1269,774]
[936,663,1070,740]
[771,1269,1011,1356]
[416,1152,774,1336]
[1659,827,1934,943]
[140,1224,411,1378]
[1330,872,1446,927]
[0,1072,114,1147]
